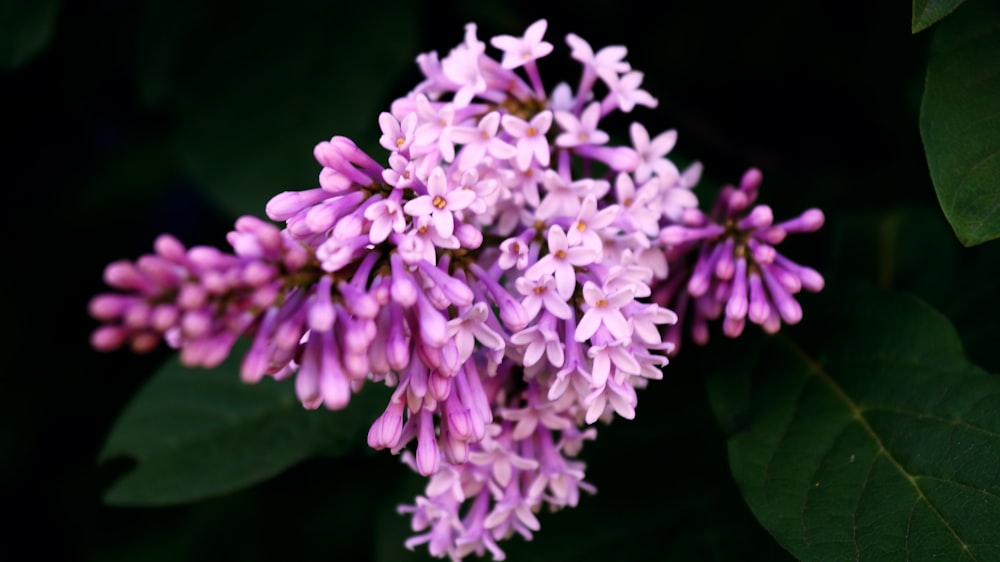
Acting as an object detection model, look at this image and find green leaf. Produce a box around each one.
[920,0,1000,246]
[912,0,967,33]
[100,341,387,505]
[136,0,420,218]
[0,0,60,70]
[710,288,1000,560]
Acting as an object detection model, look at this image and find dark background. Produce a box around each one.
[5,1,992,560]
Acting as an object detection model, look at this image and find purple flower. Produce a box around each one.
[655,168,825,352]
[90,19,826,561]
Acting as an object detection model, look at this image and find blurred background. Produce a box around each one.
[5,0,996,560]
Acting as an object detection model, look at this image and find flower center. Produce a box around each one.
[432,195,448,210]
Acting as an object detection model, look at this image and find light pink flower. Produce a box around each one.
[403,167,475,238]
[515,274,572,320]
[511,321,564,368]
[449,111,517,170]
[441,23,487,108]
[524,226,600,299]
[490,19,554,70]
[574,281,634,342]
[502,110,553,170]
[379,112,418,153]
[565,33,630,80]
[605,71,657,113]
[448,302,505,362]
[629,122,679,183]
[567,194,618,253]
[363,197,407,244]
[554,102,609,148]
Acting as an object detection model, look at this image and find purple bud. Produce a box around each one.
[88,294,130,320]
[414,290,450,348]
[688,243,724,298]
[660,224,725,246]
[241,261,276,286]
[779,208,825,233]
[266,188,334,221]
[792,264,825,292]
[251,283,280,309]
[308,277,336,332]
[314,139,374,188]
[103,261,146,291]
[404,362,429,402]
[241,308,278,383]
[469,263,528,331]
[150,304,179,331]
[691,312,710,345]
[439,424,470,465]
[714,238,736,280]
[368,401,404,450]
[320,352,352,410]
[750,240,777,264]
[413,342,442,378]
[438,340,462,377]
[316,234,369,273]
[724,189,750,215]
[417,261,474,307]
[723,314,745,338]
[764,263,801,293]
[319,167,353,193]
[340,347,370,380]
[428,370,452,402]
[368,319,392,376]
[748,273,770,324]
[415,409,440,476]
[337,281,379,319]
[91,325,128,351]
[153,234,187,263]
[725,257,749,320]
[390,254,418,307]
[739,167,763,198]
[455,223,484,249]
[443,392,473,440]
[386,305,411,370]
[738,205,773,230]
[273,311,306,351]
[754,226,786,245]
[187,246,229,269]
[295,340,322,410]
[762,267,802,324]
[455,365,489,440]
[130,331,160,354]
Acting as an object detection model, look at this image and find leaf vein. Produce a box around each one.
[916,474,1000,502]
[864,406,1000,439]
[787,339,979,560]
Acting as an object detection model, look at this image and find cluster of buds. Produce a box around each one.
[655,168,825,353]
[89,19,823,561]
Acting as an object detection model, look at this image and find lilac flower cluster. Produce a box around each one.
[655,168,825,354]
[89,19,823,560]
